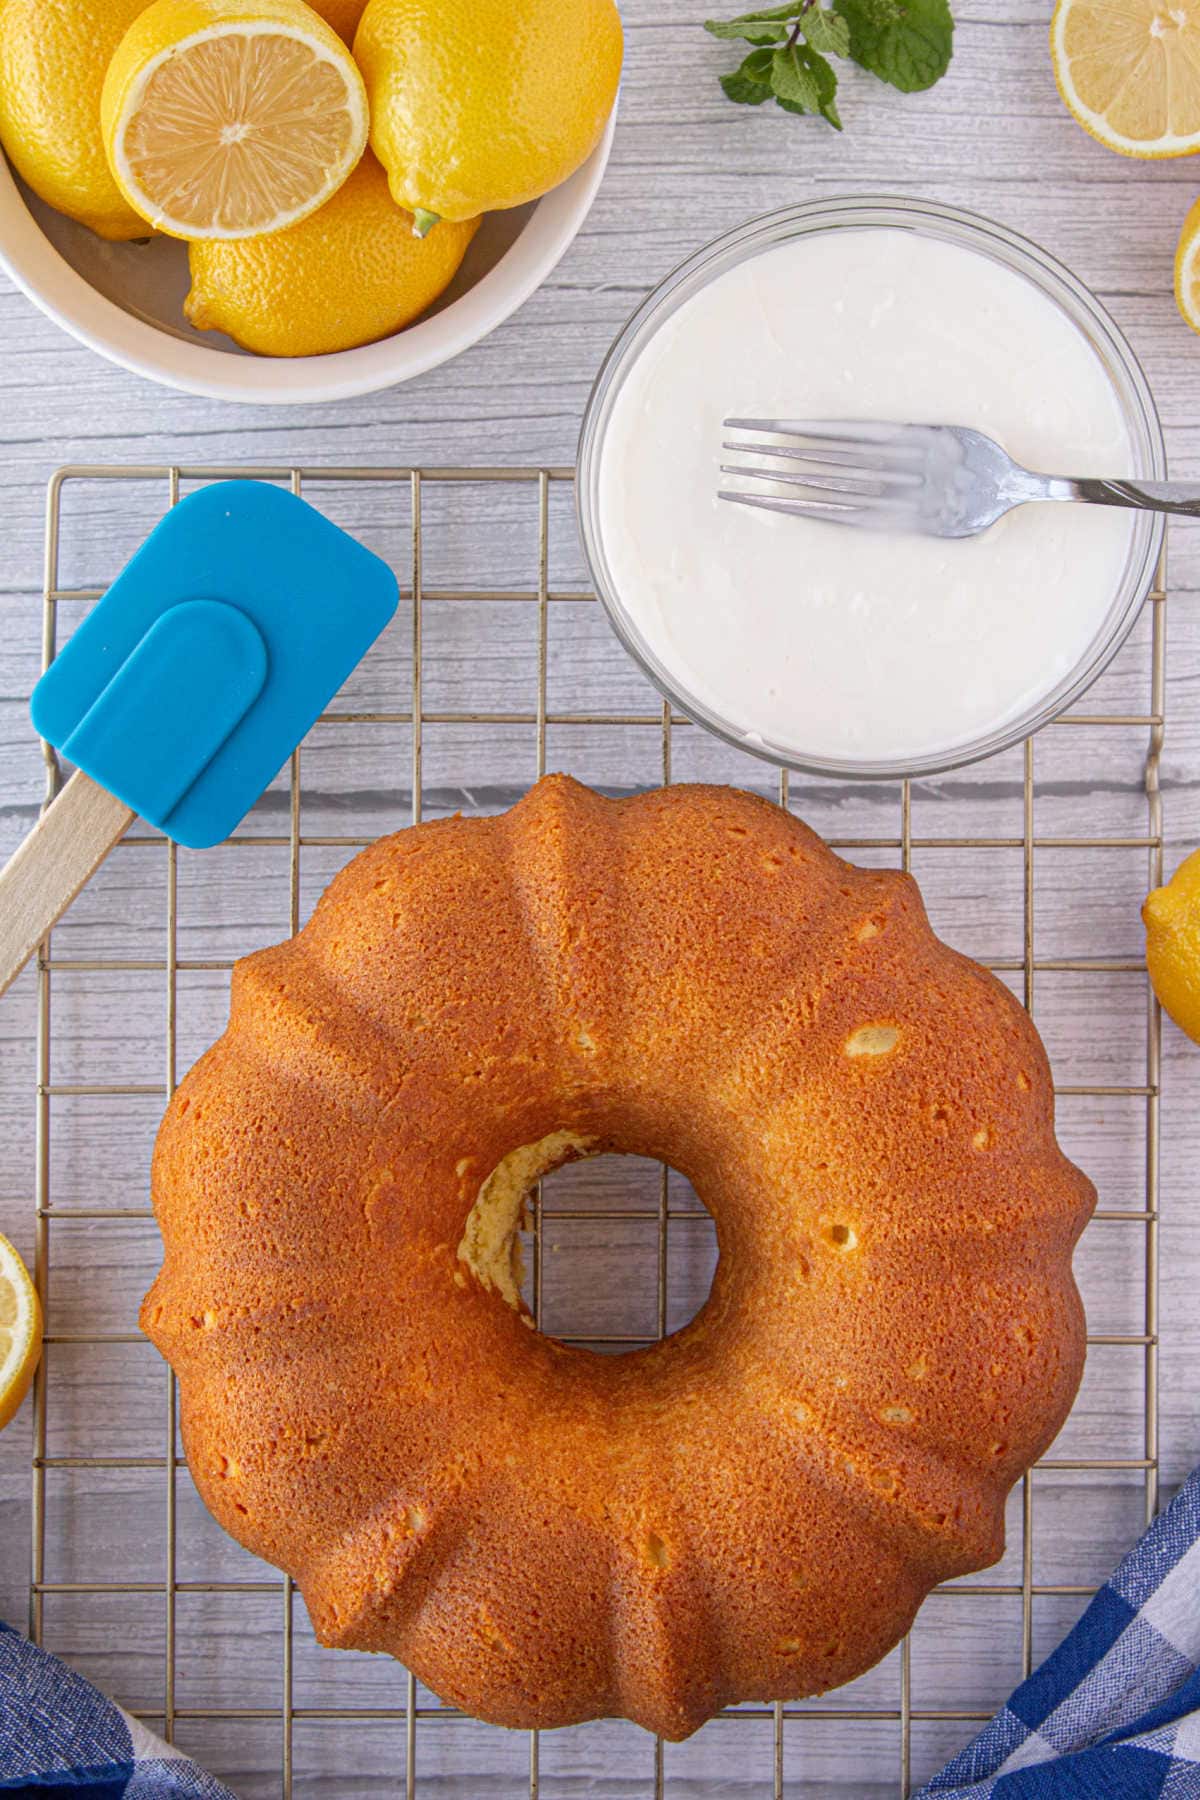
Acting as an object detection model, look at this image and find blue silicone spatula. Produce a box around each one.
[0,480,398,998]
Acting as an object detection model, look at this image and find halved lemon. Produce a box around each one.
[1051,0,1200,158]
[0,1233,41,1432]
[101,0,368,239]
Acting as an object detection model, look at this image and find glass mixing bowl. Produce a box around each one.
[575,196,1166,780]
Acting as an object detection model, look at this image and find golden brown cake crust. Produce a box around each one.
[143,776,1094,1740]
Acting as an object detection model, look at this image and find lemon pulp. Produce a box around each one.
[0,1232,41,1432]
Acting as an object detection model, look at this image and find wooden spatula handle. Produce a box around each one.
[0,770,136,999]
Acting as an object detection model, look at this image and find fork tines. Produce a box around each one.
[719,418,924,525]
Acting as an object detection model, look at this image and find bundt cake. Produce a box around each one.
[143,775,1094,1740]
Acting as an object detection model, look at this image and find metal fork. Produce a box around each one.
[719,419,1200,538]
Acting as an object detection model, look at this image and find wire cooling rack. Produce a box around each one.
[24,464,1167,1800]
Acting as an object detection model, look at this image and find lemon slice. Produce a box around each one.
[1176,198,1200,333]
[1051,0,1200,157]
[0,1233,42,1432]
[101,0,368,239]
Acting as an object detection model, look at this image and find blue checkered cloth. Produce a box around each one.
[0,1619,235,1796]
[918,1465,1200,1797]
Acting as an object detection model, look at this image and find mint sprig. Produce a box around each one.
[705,0,952,129]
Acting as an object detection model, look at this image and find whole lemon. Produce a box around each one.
[185,152,480,355]
[0,0,150,239]
[353,0,622,229]
[1144,848,1200,1041]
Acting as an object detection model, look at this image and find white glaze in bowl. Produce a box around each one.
[577,198,1165,780]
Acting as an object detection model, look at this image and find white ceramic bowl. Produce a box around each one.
[0,111,615,404]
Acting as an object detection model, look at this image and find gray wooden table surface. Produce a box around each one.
[2,3,1200,1795]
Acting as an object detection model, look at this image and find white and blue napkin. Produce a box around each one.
[0,1619,235,1796]
[918,1465,1200,1797]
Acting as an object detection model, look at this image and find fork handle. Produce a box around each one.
[1049,475,1200,518]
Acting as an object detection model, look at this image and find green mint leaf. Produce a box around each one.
[743,45,778,72]
[773,43,820,110]
[776,41,842,124]
[771,40,824,110]
[706,16,789,40]
[801,6,852,57]
[720,46,776,101]
[721,70,768,99]
[834,0,953,91]
[722,72,774,100]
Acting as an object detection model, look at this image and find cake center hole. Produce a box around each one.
[457,1138,718,1354]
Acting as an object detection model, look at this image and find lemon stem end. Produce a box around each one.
[412,208,441,238]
